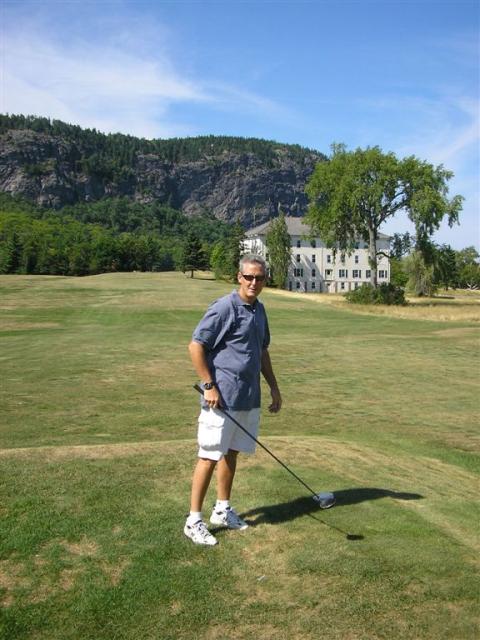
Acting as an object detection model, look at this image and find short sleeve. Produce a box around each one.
[192,297,235,352]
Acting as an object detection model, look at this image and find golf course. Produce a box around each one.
[1,272,478,639]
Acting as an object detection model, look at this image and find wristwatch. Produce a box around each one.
[203,381,215,390]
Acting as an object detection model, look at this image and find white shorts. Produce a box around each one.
[197,407,261,461]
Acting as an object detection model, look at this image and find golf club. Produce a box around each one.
[194,385,363,540]
[194,384,327,500]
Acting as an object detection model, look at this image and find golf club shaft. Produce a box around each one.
[193,384,319,497]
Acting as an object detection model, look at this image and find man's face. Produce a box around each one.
[237,262,266,303]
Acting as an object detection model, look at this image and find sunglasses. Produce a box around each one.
[241,273,266,282]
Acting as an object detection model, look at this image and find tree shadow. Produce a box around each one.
[239,487,424,526]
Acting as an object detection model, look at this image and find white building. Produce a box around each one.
[244,216,390,293]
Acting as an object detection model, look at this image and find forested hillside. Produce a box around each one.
[0,115,325,227]
[0,192,234,276]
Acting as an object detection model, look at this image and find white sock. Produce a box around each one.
[215,499,230,512]
[187,511,202,525]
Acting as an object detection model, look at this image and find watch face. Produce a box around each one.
[204,382,214,390]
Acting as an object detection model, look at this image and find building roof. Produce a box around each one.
[245,216,391,240]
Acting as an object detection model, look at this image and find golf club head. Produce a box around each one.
[312,492,336,509]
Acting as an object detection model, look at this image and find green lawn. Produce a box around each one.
[1,273,479,639]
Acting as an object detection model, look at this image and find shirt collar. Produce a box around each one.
[232,289,257,309]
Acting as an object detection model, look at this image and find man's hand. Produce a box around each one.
[268,386,282,413]
[205,386,222,409]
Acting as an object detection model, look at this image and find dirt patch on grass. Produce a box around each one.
[203,623,313,640]
[101,557,131,586]
[0,321,61,331]
[58,567,83,592]
[0,537,130,607]
[62,538,99,557]
[433,327,480,338]
[0,558,31,606]
[0,440,193,461]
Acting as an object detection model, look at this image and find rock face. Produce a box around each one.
[0,128,323,227]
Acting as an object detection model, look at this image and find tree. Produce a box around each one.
[265,213,291,288]
[459,262,480,290]
[434,244,458,290]
[404,251,436,296]
[456,246,480,289]
[223,221,246,281]
[210,241,228,279]
[181,232,207,278]
[389,257,409,288]
[391,232,414,260]
[0,230,22,273]
[305,144,463,287]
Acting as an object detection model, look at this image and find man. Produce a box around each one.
[184,254,282,546]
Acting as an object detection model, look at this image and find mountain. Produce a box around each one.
[0,115,326,227]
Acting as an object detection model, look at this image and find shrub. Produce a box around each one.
[345,283,407,306]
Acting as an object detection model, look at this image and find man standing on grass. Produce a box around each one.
[184,254,282,546]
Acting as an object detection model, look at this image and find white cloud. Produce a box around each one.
[1,27,209,138]
[1,22,289,139]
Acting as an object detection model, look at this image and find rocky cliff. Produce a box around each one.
[0,123,325,228]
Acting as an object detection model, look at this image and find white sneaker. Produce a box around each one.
[210,506,248,530]
[184,519,218,546]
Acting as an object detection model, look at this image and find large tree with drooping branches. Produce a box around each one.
[305,144,463,287]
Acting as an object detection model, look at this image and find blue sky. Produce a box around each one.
[2,0,479,249]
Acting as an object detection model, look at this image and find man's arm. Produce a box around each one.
[188,340,222,408]
[261,348,282,413]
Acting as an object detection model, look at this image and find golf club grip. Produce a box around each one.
[192,384,318,497]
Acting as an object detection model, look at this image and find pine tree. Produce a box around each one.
[181,232,207,278]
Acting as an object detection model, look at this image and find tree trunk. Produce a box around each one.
[368,227,378,287]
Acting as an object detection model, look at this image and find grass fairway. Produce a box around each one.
[1,273,479,640]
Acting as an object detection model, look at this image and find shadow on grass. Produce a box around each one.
[240,488,424,526]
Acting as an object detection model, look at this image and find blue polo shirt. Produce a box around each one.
[192,290,270,410]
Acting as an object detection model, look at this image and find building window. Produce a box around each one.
[296,281,300,289]
[339,269,348,278]
[340,282,345,290]
[296,240,301,248]
[378,270,387,279]
[354,282,359,289]
[294,268,304,277]
[327,255,331,263]
[312,254,316,263]
[311,268,316,277]
[353,269,361,278]
[325,269,332,277]
[355,255,359,264]
[355,242,360,249]
[311,239,316,248]
[366,269,371,279]
[289,281,292,291]
[296,254,301,262]
[340,254,346,264]
[312,281,316,289]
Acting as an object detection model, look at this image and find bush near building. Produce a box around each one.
[345,282,407,305]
